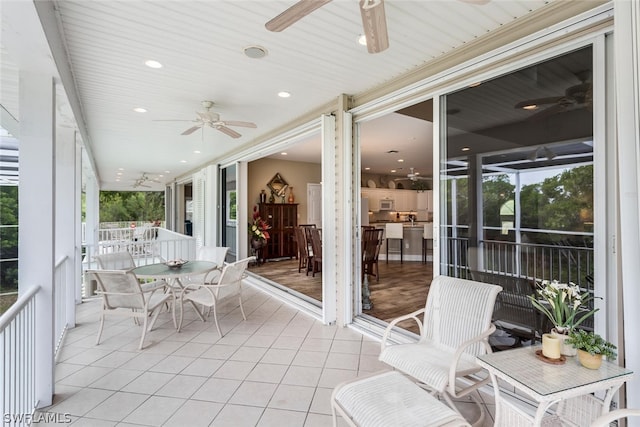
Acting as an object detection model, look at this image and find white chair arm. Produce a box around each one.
[590,409,640,427]
[381,308,425,352]
[448,323,496,395]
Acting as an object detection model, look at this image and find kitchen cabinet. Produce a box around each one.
[259,203,298,259]
[416,190,433,212]
[361,188,418,211]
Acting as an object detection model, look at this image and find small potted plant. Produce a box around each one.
[566,329,617,369]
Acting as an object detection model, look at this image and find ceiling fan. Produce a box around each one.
[155,101,256,139]
[265,0,490,54]
[395,167,431,181]
[514,70,593,120]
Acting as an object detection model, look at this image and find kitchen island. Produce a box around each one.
[369,222,432,262]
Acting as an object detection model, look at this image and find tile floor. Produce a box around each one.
[38,283,496,426]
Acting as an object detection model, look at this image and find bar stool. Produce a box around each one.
[385,223,403,263]
[422,222,433,263]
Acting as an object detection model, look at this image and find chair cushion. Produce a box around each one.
[333,371,468,427]
[379,340,480,392]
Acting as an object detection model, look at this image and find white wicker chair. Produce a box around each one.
[178,256,254,337]
[89,269,175,350]
[379,275,502,426]
[590,408,640,427]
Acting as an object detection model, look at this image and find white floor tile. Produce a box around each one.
[92,351,139,369]
[229,381,278,407]
[330,339,362,355]
[258,408,307,427]
[229,346,268,363]
[211,403,264,427]
[155,374,207,399]
[148,355,195,374]
[260,348,297,365]
[119,352,166,371]
[212,360,256,380]
[69,417,117,427]
[180,357,224,377]
[89,368,142,391]
[291,351,327,368]
[300,338,333,352]
[308,387,333,415]
[171,342,211,357]
[48,388,113,417]
[317,368,358,389]
[121,371,175,394]
[83,391,148,422]
[163,400,223,427]
[304,412,335,427]
[245,363,289,384]
[281,366,322,387]
[243,334,278,348]
[122,395,184,426]
[57,366,112,388]
[324,352,359,370]
[191,377,242,403]
[268,384,315,412]
[200,344,239,360]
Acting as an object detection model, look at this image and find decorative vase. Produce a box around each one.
[577,349,603,369]
[259,190,267,204]
[288,187,295,203]
[251,237,264,250]
[551,328,577,357]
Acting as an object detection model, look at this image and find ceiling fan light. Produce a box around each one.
[144,60,162,69]
[278,91,291,98]
[522,104,538,110]
[357,34,367,46]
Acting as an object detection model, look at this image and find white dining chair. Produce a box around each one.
[89,269,175,350]
[178,256,254,337]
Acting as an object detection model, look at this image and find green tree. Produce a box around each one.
[482,174,515,227]
[99,191,165,222]
[0,186,19,291]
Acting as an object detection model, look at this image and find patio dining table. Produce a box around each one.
[132,260,218,322]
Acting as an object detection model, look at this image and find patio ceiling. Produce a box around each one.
[0,0,601,191]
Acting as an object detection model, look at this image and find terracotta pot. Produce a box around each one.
[577,349,603,369]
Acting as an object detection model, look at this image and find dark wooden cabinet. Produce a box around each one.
[259,203,298,260]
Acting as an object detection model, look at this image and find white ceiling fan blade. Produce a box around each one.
[360,0,389,54]
[223,120,257,128]
[152,119,193,122]
[216,125,242,139]
[265,0,332,32]
[458,0,490,4]
[181,125,202,135]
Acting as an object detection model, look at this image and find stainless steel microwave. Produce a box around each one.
[379,199,394,210]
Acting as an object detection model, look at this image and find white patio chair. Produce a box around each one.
[379,275,502,426]
[94,251,135,270]
[590,408,640,427]
[89,269,176,350]
[185,246,230,285]
[178,256,254,337]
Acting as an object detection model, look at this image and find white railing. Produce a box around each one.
[82,228,196,296]
[0,285,40,425]
[54,256,71,356]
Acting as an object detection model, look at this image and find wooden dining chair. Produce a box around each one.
[294,227,313,274]
[308,228,323,277]
[362,228,384,281]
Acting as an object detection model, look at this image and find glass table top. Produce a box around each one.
[132,260,217,278]
[478,346,633,397]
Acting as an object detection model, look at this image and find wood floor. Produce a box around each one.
[248,258,432,334]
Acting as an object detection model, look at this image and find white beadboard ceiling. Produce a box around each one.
[0,0,564,190]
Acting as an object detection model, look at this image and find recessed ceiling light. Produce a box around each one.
[164,170,170,174]
[397,159,404,163]
[522,104,538,110]
[144,60,163,69]
[244,45,268,59]
[365,167,371,170]
[462,147,471,152]
[116,172,123,176]
[358,34,367,46]
[180,160,187,163]
[278,91,291,98]
[390,169,397,173]
[133,107,147,113]
[281,152,288,156]
[118,167,124,171]
[194,150,201,154]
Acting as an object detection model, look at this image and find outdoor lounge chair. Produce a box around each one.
[379,275,502,426]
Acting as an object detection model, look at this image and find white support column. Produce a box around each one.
[84,175,99,246]
[321,113,337,326]
[75,141,83,304]
[205,164,219,246]
[55,127,76,327]
[18,71,55,408]
[614,0,640,417]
